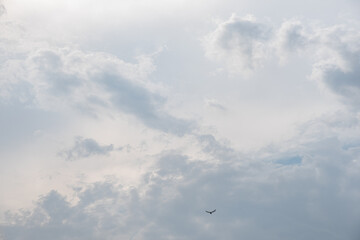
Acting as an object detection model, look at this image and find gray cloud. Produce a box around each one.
[204,15,272,74]
[99,74,193,136]
[204,98,227,111]
[29,50,82,97]
[0,2,5,17]
[2,5,360,240]
[276,21,360,111]
[61,137,114,161]
[313,44,360,110]
[276,22,360,110]
[197,134,240,163]
[0,46,192,135]
[3,125,360,239]
[276,20,310,53]
[206,15,360,111]
[0,3,192,135]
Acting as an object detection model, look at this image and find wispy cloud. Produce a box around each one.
[204,98,227,111]
[60,137,114,161]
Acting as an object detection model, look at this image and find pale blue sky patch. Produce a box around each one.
[275,156,302,166]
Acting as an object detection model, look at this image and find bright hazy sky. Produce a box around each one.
[1,0,360,239]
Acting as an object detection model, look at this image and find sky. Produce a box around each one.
[1,0,360,239]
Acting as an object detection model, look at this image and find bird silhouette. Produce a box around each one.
[205,209,216,214]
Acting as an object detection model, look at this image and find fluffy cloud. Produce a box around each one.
[205,15,360,111]
[275,19,311,55]
[2,125,360,239]
[3,110,360,239]
[275,20,360,111]
[204,14,272,74]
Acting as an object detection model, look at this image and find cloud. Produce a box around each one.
[98,73,193,136]
[204,14,272,74]
[205,15,360,111]
[2,4,360,240]
[60,137,114,161]
[276,19,311,56]
[0,6,193,136]
[276,21,360,111]
[197,134,239,163]
[0,45,192,135]
[0,2,5,17]
[310,25,360,110]
[2,128,360,240]
[203,15,311,74]
[204,98,227,111]
[2,183,128,239]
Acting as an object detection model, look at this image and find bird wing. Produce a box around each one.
[211,209,216,213]
[205,211,211,213]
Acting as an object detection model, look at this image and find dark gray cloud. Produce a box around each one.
[61,137,114,161]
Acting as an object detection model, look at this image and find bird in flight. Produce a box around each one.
[205,209,216,214]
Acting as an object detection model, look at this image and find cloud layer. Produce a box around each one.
[2,127,360,239]
[1,1,360,240]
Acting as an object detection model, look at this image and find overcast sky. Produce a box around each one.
[1,0,360,239]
